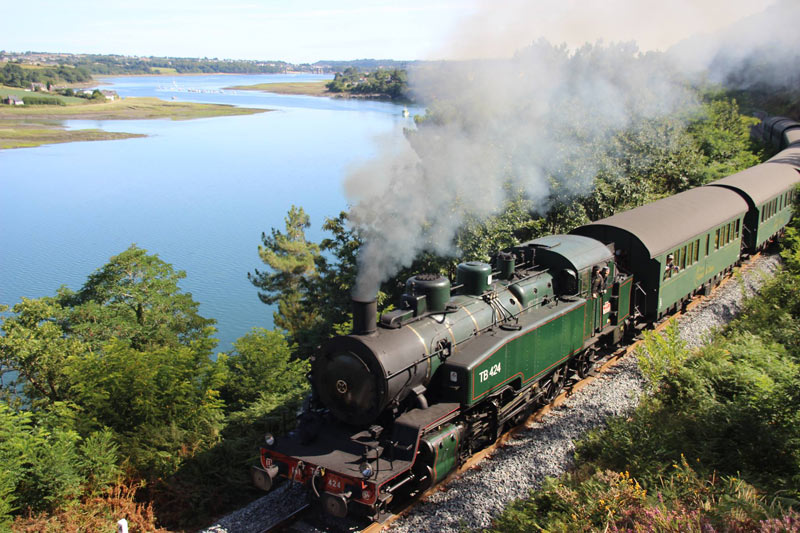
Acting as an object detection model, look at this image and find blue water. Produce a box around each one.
[0,74,421,352]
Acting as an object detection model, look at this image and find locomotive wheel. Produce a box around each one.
[540,367,565,405]
[574,352,593,379]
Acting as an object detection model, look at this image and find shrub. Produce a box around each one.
[21,96,65,106]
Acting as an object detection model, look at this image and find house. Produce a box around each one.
[30,82,48,91]
[100,90,119,101]
[2,96,24,105]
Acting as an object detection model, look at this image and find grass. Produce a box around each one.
[0,96,268,149]
[0,96,267,121]
[225,80,330,96]
[0,121,145,149]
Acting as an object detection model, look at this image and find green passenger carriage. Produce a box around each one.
[572,187,748,320]
[706,147,800,253]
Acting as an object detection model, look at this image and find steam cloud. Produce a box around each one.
[345,0,798,301]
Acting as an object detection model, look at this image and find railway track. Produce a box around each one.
[257,503,311,533]
[261,253,763,533]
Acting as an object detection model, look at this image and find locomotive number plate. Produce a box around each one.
[479,362,502,383]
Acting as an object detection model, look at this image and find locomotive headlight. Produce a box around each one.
[359,461,373,479]
[264,433,275,447]
[450,371,458,383]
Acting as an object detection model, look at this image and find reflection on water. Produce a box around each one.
[0,74,422,352]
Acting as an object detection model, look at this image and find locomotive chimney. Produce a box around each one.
[352,297,377,335]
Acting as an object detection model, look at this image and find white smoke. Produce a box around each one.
[344,0,797,300]
[666,0,800,90]
[346,41,694,299]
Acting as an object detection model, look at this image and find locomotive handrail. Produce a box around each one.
[386,345,451,378]
[633,282,647,318]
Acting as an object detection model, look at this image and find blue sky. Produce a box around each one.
[1,1,477,63]
[0,0,778,63]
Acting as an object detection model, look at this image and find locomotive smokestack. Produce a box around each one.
[352,297,377,335]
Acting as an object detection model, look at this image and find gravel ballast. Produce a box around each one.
[201,252,782,533]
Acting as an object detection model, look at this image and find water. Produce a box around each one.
[0,74,421,352]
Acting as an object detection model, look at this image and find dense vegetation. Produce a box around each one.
[0,247,308,530]
[487,199,800,532]
[3,52,414,79]
[325,66,409,100]
[0,79,791,532]
[0,62,91,89]
[69,54,290,75]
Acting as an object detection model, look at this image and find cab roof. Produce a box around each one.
[518,234,613,273]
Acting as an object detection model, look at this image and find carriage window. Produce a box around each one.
[706,234,710,255]
[735,219,740,238]
[681,246,687,269]
[688,242,694,265]
[695,239,700,262]
[715,229,720,250]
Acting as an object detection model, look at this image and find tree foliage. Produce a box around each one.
[59,245,216,352]
[0,403,121,524]
[249,206,321,352]
[0,62,91,88]
[326,67,408,99]
[218,328,308,413]
[0,245,225,523]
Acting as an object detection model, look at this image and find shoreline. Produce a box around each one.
[93,71,328,79]
[0,97,268,150]
[226,81,409,103]
[225,80,331,97]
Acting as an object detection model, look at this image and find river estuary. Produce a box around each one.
[0,73,420,351]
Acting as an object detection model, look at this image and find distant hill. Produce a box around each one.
[1,52,428,76]
[311,59,418,72]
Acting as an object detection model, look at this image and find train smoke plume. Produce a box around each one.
[345,0,797,301]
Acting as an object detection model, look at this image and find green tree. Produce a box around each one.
[249,206,321,351]
[0,298,85,406]
[59,244,216,353]
[0,246,222,480]
[687,97,761,183]
[218,328,308,412]
[65,340,224,477]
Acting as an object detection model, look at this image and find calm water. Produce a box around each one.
[0,74,420,352]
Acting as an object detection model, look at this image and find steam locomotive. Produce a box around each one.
[251,117,800,521]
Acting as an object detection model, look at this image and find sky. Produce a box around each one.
[0,0,781,63]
